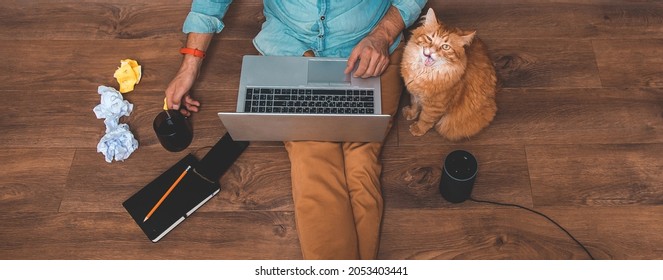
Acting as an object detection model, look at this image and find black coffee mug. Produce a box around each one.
[153,110,193,152]
[439,150,478,203]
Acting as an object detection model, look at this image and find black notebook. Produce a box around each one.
[123,133,249,242]
[123,154,218,242]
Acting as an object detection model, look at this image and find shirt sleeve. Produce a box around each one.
[182,0,233,34]
[391,0,428,28]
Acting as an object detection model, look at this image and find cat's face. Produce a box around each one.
[408,8,476,69]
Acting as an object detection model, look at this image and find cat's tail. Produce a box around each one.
[435,100,497,141]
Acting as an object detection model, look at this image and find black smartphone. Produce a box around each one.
[197,132,250,182]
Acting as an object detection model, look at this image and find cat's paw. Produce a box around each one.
[402,106,419,120]
[409,122,428,136]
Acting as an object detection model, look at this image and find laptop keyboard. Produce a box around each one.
[243,87,375,114]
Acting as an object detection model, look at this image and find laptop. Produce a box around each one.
[217,55,390,142]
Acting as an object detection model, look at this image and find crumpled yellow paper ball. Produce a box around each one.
[113,59,142,93]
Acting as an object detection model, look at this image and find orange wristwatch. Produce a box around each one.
[179,47,206,58]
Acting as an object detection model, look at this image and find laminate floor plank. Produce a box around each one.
[1,1,263,41]
[1,90,102,148]
[578,3,663,39]
[527,144,663,206]
[2,0,663,260]
[0,39,257,92]
[487,39,601,88]
[0,211,301,260]
[0,38,600,91]
[381,145,533,209]
[3,207,661,259]
[59,146,294,213]
[0,89,235,149]
[593,39,663,87]
[397,88,663,146]
[0,149,75,212]
[378,207,663,260]
[427,2,592,40]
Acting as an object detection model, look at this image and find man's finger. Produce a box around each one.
[363,53,383,78]
[354,59,369,77]
[186,103,199,112]
[378,62,389,76]
[354,51,374,77]
[363,52,388,78]
[376,57,390,76]
[165,96,173,110]
[184,95,200,107]
[345,49,361,74]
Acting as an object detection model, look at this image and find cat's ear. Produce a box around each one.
[424,8,438,26]
[460,31,477,46]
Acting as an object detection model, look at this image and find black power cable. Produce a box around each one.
[468,197,596,260]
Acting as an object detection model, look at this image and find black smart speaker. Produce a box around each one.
[439,150,478,203]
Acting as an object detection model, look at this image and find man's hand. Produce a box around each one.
[344,6,406,78]
[165,59,201,117]
[345,33,391,78]
[164,33,212,116]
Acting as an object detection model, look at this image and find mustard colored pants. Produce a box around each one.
[286,43,404,259]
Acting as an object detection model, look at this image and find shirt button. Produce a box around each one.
[320,16,326,21]
[318,35,324,38]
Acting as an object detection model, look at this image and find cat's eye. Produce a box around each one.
[424,35,432,42]
[442,44,451,50]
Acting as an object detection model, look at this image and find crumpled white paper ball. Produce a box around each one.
[93,85,139,163]
[97,123,139,163]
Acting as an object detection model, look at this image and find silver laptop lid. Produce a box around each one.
[237,55,382,114]
[218,55,390,142]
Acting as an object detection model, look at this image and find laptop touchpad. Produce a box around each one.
[307,60,351,85]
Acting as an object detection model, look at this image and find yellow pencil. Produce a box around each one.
[143,165,191,222]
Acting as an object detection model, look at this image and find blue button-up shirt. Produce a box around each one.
[183,0,427,57]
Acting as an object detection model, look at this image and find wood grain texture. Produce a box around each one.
[2,0,663,260]
[424,1,663,40]
[0,149,75,212]
[397,88,663,146]
[578,2,663,39]
[427,2,592,40]
[0,211,301,260]
[59,146,294,213]
[379,207,663,260]
[379,209,592,259]
[593,39,663,87]
[1,1,188,40]
[488,39,601,88]
[1,90,102,148]
[527,144,663,206]
[381,145,533,209]
[0,39,258,92]
[1,88,248,149]
[1,1,263,40]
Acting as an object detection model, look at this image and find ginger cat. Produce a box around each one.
[401,8,497,141]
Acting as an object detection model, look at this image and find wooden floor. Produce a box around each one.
[1,0,662,260]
